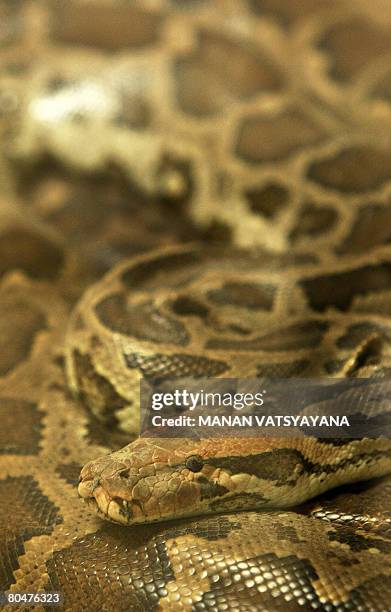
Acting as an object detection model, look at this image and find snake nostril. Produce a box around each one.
[118,468,130,478]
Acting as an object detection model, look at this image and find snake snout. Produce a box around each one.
[79,465,158,525]
[78,453,148,523]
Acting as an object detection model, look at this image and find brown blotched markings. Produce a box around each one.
[256,359,311,377]
[206,448,307,486]
[0,398,44,455]
[208,492,268,512]
[317,17,391,84]
[170,295,209,319]
[337,204,391,255]
[328,525,391,554]
[324,357,349,374]
[51,1,163,50]
[55,462,83,487]
[207,281,276,311]
[0,476,62,592]
[290,203,338,245]
[165,514,243,542]
[120,251,203,290]
[205,447,391,487]
[125,351,229,379]
[307,146,391,193]
[42,503,391,611]
[236,107,327,164]
[45,524,176,611]
[301,263,391,312]
[0,0,27,47]
[72,350,127,427]
[245,182,289,219]
[248,0,335,25]
[207,320,329,351]
[94,293,190,344]
[43,516,243,609]
[193,550,391,611]
[0,228,64,281]
[197,475,229,501]
[336,322,391,349]
[0,296,47,376]
[326,333,386,377]
[174,29,283,117]
[193,551,320,610]
[66,246,391,604]
[39,505,391,611]
[16,158,200,283]
[114,95,151,131]
[307,477,391,532]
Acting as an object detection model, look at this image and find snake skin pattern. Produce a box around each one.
[1,1,391,610]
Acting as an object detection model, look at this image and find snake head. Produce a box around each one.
[78,438,222,525]
[78,438,310,525]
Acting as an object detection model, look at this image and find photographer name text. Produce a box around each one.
[151,414,350,428]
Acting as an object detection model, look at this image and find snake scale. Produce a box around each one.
[1,0,391,610]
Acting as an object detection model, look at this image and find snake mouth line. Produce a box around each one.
[83,496,106,518]
[80,489,129,522]
[79,477,201,526]
[79,479,142,524]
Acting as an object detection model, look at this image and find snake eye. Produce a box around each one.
[185,455,204,472]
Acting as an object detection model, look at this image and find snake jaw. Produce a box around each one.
[78,455,139,522]
[78,476,136,524]
[79,477,148,525]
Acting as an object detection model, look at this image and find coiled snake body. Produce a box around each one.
[1,1,391,610]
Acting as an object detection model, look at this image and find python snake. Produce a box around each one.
[1,1,391,610]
